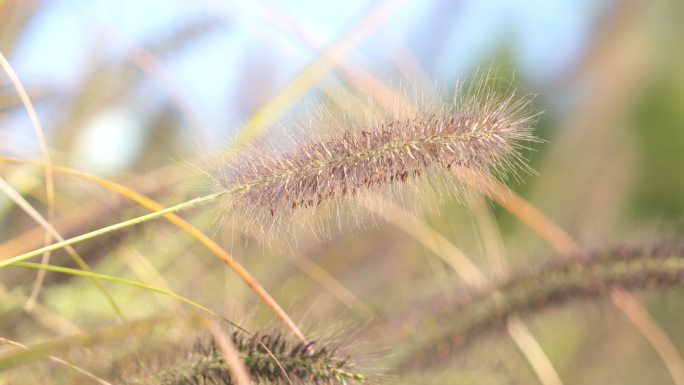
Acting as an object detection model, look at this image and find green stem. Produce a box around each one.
[0,191,227,269]
[10,262,215,315]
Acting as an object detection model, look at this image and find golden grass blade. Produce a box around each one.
[611,288,684,385]
[206,319,253,385]
[0,51,56,310]
[506,318,564,385]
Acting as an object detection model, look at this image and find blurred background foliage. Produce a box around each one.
[1,0,684,384]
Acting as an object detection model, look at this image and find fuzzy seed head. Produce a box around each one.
[214,77,539,239]
[131,331,366,385]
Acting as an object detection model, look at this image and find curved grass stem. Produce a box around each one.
[0,156,310,349]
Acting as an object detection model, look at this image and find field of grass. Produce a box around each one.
[1,1,684,384]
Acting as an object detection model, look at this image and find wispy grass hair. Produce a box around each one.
[212,73,540,239]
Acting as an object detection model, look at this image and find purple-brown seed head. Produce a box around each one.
[215,83,539,237]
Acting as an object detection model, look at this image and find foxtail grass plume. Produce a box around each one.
[131,331,366,385]
[405,244,684,368]
[214,74,540,238]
